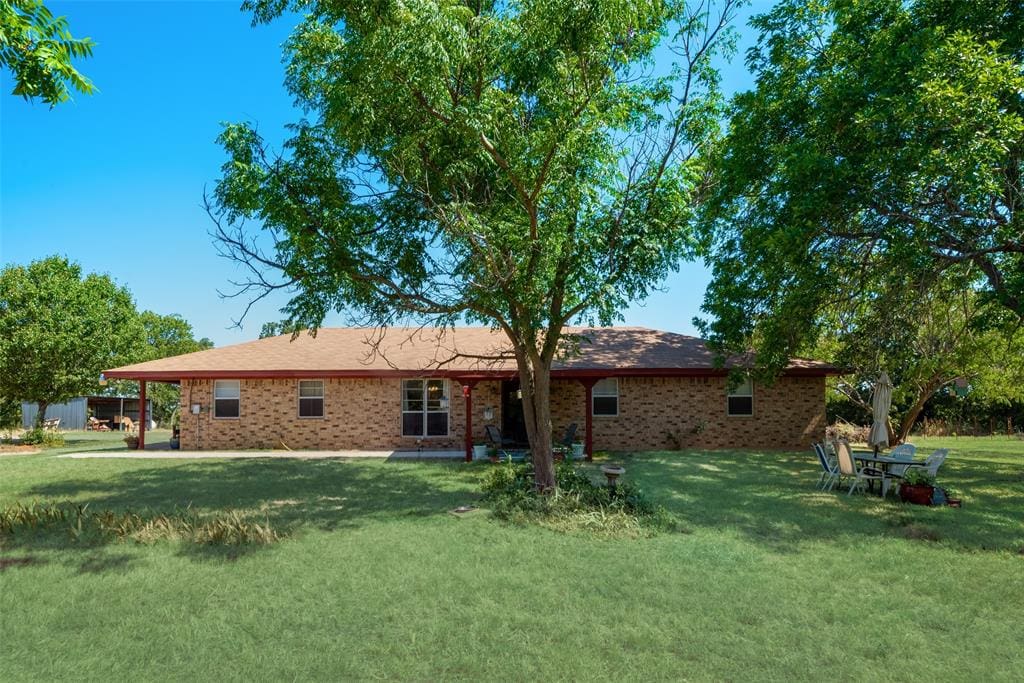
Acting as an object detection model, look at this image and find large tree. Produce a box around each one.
[211,0,741,489]
[817,284,1024,443]
[106,312,215,426]
[698,0,1024,373]
[0,257,142,427]
[1,0,94,105]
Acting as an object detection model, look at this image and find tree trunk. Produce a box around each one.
[517,353,555,492]
[896,378,943,443]
[34,401,48,430]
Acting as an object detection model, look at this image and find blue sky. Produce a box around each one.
[1,1,761,347]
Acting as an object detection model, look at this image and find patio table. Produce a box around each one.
[852,452,925,494]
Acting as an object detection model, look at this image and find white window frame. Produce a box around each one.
[591,378,619,417]
[401,379,450,437]
[213,380,241,419]
[297,379,325,419]
[727,377,754,417]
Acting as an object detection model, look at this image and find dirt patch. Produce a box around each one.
[0,444,40,455]
[902,524,942,542]
[0,556,46,571]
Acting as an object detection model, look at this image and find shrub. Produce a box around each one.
[20,428,64,447]
[0,501,280,546]
[902,469,935,487]
[825,422,869,444]
[481,460,672,535]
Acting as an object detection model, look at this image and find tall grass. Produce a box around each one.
[0,501,279,545]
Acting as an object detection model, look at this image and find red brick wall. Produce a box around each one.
[178,378,501,451]
[549,376,825,451]
[178,375,824,451]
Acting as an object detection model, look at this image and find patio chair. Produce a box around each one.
[882,443,920,487]
[559,423,578,448]
[484,424,515,449]
[835,440,888,496]
[812,443,839,490]
[890,443,917,458]
[905,449,949,479]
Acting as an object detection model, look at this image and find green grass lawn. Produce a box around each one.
[1,436,1021,680]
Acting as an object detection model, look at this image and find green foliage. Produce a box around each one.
[0,501,279,546]
[20,427,64,447]
[699,0,1024,375]
[104,311,214,426]
[0,0,95,105]
[0,256,144,427]
[820,287,1024,439]
[481,459,668,534]
[212,0,743,488]
[902,469,936,487]
[0,396,20,431]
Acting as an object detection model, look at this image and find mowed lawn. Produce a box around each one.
[1,436,1022,681]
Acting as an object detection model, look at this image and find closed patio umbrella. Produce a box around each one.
[868,371,893,454]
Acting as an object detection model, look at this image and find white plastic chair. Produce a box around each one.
[890,443,917,459]
[885,443,920,487]
[919,449,949,478]
[835,440,887,496]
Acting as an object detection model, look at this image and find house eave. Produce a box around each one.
[103,366,839,382]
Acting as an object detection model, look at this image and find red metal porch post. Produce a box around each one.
[461,381,477,462]
[138,380,147,451]
[579,378,598,461]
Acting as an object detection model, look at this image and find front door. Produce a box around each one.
[501,379,528,446]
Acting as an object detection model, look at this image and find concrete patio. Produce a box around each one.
[58,449,466,460]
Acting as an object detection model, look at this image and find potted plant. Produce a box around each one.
[943,486,962,508]
[899,469,935,505]
[552,445,568,462]
[487,446,499,464]
[571,439,585,459]
[123,433,139,450]
[472,442,488,460]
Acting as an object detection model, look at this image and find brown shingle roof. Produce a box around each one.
[104,326,838,380]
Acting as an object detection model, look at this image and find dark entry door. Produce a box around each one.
[501,379,528,446]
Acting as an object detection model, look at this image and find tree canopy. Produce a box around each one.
[0,256,142,426]
[698,0,1024,373]
[123,312,214,425]
[212,0,742,488]
[0,0,94,105]
[816,284,1024,442]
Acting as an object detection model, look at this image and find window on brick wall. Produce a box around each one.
[592,378,619,416]
[298,380,325,418]
[401,379,449,436]
[213,380,240,418]
[727,377,754,416]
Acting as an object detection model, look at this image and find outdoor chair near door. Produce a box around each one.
[484,424,516,450]
[812,443,839,490]
[835,440,888,496]
[559,423,578,448]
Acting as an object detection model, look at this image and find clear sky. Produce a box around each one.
[1,0,762,347]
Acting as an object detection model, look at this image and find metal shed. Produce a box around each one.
[21,396,153,431]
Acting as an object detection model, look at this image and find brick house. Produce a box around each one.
[103,327,838,456]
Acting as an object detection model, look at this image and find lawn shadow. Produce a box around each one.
[7,458,483,560]
[605,448,1024,555]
